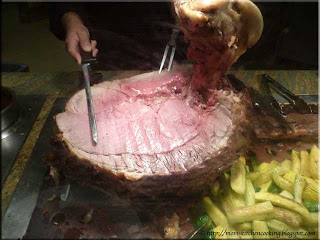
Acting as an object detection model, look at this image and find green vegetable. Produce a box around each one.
[306,148,311,154]
[245,179,256,206]
[193,214,211,229]
[230,158,246,195]
[303,199,319,212]
[202,197,229,227]
[252,182,261,192]
[268,181,282,194]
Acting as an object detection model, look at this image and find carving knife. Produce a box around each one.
[80,49,98,144]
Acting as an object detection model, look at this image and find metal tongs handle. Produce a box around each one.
[262,78,282,113]
[227,74,292,132]
[262,74,311,114]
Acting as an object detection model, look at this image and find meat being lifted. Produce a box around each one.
[47,0,264,205]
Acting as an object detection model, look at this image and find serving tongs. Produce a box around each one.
[261,77,282,114]
[262,74,312,114]
[80,49,98,144]
[227,74,292,132]
[159,27,180,74]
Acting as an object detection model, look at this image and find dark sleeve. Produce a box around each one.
[46,3,89,41]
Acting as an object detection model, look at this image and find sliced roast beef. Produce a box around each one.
[48,66,250,206]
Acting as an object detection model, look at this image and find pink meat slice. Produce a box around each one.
[57,98,200,155]
[55,66,244,176]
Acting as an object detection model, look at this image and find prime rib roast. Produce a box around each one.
[49,65,251,205]
[46,0,316,207]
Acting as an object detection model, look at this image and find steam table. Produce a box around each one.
[1,69,318,239]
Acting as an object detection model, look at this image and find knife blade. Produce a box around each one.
[80,49,98,144]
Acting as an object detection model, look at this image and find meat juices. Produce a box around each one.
[48,0,263,207]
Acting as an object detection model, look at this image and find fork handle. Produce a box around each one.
[80,48,97,64]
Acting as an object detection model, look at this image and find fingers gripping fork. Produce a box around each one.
[159,28,179,74]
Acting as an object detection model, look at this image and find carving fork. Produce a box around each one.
[159,28,179,74]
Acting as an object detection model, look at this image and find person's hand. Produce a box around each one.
[62,12,98,64]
